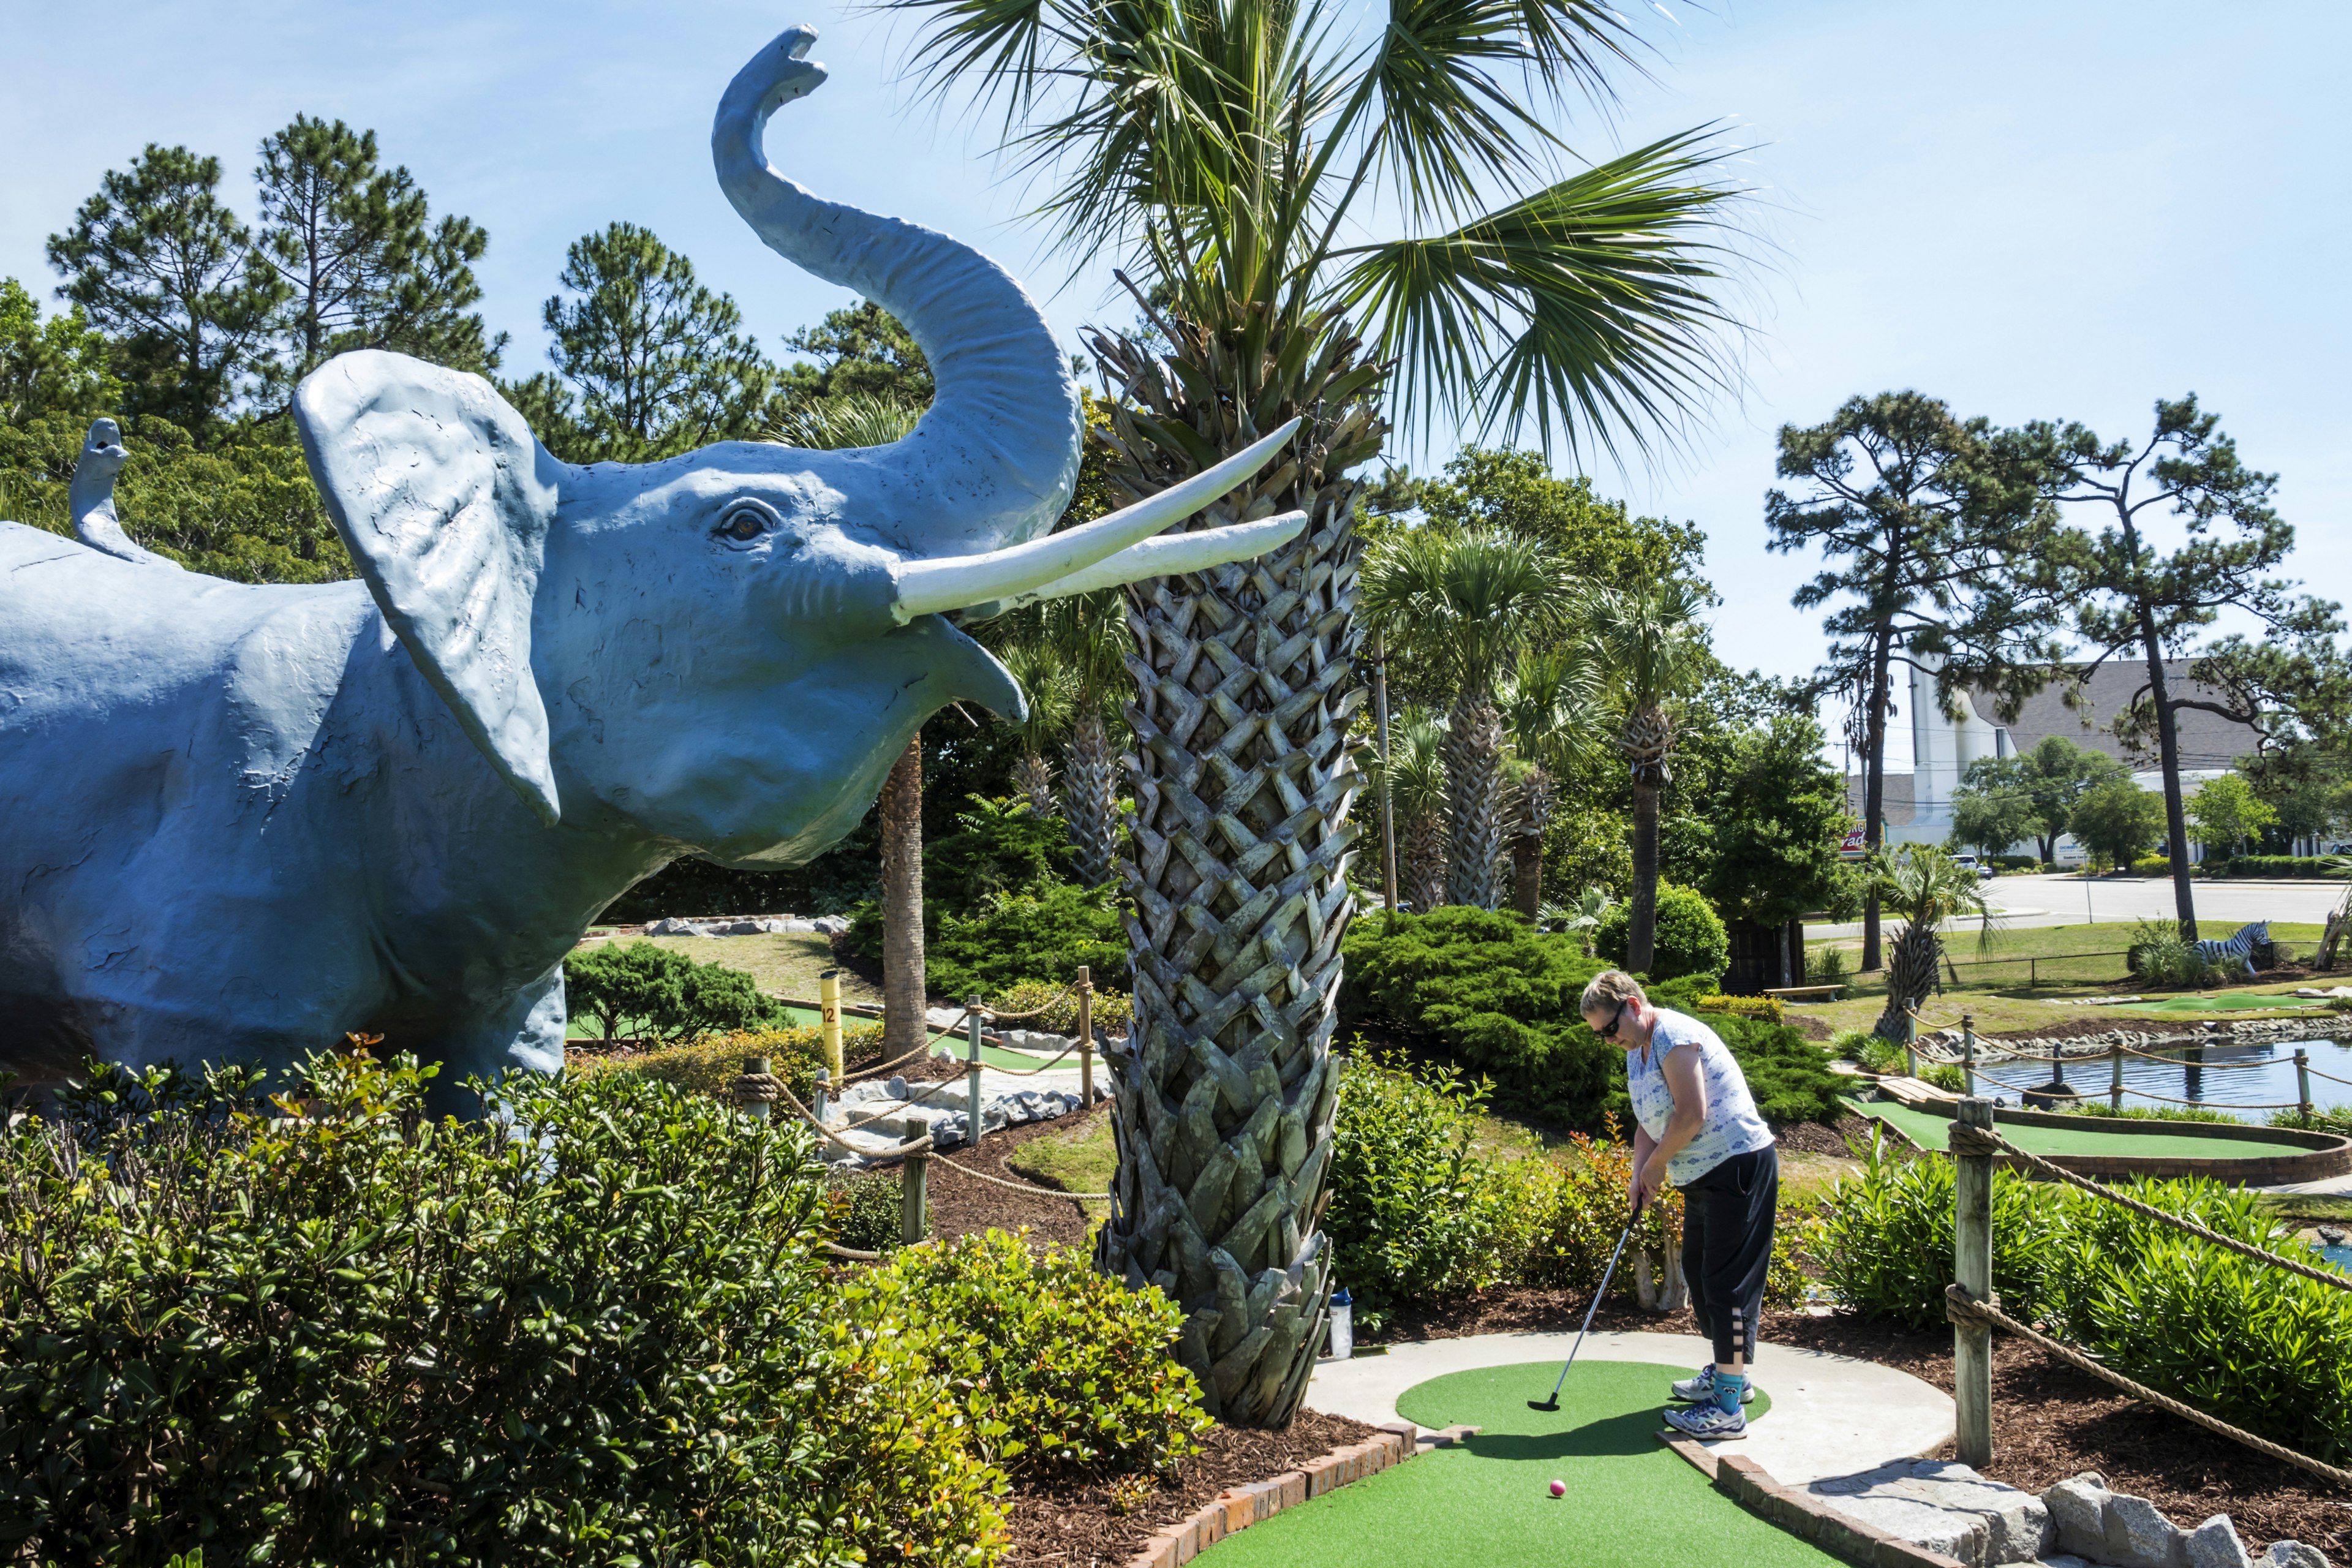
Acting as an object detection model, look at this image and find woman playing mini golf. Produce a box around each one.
[1580,970,1777,1438]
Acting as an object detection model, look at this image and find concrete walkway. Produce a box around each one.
[1307,1329,1953,1487]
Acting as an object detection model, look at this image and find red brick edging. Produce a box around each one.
[1659,1434,1967,1568]
[1121,1422,1480,1567]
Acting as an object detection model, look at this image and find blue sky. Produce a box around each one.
[4,1,2344,768]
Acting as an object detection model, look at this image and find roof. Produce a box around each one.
[1978,660,2261,771]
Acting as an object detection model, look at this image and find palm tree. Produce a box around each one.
[1043,590,1129,887]
[1497,643,1603,919]
[1867,845,1997,1044]
[1582,579,1709,974]
[1363,529,1578,909]
[1376,709,1451,914]
[891,0,1744,1425]
[997,640,1078,818]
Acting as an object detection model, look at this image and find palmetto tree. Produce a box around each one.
[1375,708,1452,913]
[997,639,1078,817]
[892,0,1743,1424]
[1866,844,1997,1044]
[1042,590,1130,886]
[1363,529,1578,909]
[1582,578,1709,974]
[1497,642,1603,918]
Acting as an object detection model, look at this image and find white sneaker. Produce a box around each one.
[1670,1365,1754,1404]
[1664,1400,1748,1439]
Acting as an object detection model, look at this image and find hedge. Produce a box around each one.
[2212,855,2347,879]
[1593,881,1730,980]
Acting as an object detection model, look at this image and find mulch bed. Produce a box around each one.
[1004,1408,1376,1567]
[896,1102,1110,1250]
[1372,1290,2350,1556]
[1774,1113,1875,1156]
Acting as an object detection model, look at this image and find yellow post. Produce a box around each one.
[1076,964,1095,1107]
[820,968,844,1079]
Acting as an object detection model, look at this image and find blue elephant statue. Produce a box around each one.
[0,26,1302,1104]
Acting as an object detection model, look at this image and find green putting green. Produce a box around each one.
[2112,992,2328,1014]
[1850,1098,2312,1159]
[1198,1362,1832,1568]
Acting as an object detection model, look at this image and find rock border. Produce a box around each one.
[1120,1422,1477,1567]
[1660,1436,1970,1568]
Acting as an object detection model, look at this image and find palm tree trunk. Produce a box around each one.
[1090,317,1378,1428]
[1511,766,1554,921]
[1873,922,1940,1043]
[1407,810,1450,914]
[1444,695,1506,910]
[1065,704,1117,888]
[878,733,927,1060]
[1016,749,1058,820]
[1629,775,1660,973]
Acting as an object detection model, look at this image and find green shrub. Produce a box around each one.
[1325,1052,1525,1327]
[2216,855,2342,878]
[1512,1123,1673,1297]
[829,1171,912,1252]
[562,938,785,1042]
[2272,1106,2352,1136]
[2061,1101,2239,1125]
[2131,854,2177,878]
[1698,993,1784,1025]
[929,880,1129,1000]
[1340,907,1615,1127]
[1920,1062,1968,1093]
[1594,882,1730,981]
[1697,1013,1851,1123]
[1818,1144,2352,1460]
[1806,944,1851,984]
[0,1053,1006,1566]
[854,1230,1211,1480]
[844,794,1089,966]
[989,976,1134,1038]
[2126,917,2218,989]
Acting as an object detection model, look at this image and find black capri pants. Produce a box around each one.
[1678,1144,1778,1366]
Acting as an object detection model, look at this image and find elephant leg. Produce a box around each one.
[418,968,567,1118]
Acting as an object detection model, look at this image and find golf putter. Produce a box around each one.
[1528,1197,1643,1413]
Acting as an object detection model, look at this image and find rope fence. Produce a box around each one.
[1896,1007,2339,1117]
[1942,1098,2352,1492]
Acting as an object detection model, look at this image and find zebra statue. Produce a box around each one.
[2195,920,2269,981]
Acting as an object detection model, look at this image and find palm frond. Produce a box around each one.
[1360,524,1579,695]
[1333,128,1744,458]
[766,393,923,450]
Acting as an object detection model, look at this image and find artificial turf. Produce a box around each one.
[1850,1098,2312,1158]
[1197,1361,1834,1568]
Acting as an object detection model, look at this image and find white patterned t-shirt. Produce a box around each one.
[1626,1008,1775,1185]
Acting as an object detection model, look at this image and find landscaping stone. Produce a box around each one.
[2186,1517,2250,1568]
[2260,1544,2329,1568]
[2044,1474,2113,1558]
[1809,1458,2051,1567]
[2101,1492,2189,1568]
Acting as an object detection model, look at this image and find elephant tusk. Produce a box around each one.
[891,419,1301,622]
[963,512,1310,616]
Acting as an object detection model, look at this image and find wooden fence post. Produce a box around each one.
[820,968,844,1079]
[1076,965,1095,1108]
[1953,1096,1994,1469]
[2109,1043,2124,1111]
[966,996,985,1146]
[1961,1015,1977,1098]
[812,1068,830,1125]
[901,1133,928,1245]
[741,1055,772,1123]
[2296,1048,2313,1121]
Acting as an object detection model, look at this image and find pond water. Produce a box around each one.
[1989,1030,2352,1122]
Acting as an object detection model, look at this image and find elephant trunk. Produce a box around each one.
[713,26,1083,561]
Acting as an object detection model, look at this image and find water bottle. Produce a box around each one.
[1327,1286,1353,1360]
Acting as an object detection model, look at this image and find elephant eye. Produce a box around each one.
[718,507,769,543]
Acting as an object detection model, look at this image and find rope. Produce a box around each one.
[768,1080,937,1159]
[933,1156,1110,1201]
[1942,1284,2352,1492]
[839,1029,954,1087]
[820,1238,884,1261]
[1969,1126,2352,1292]
[975,1038,1090,1076]
[975,985,1080,1022]
[2302,1060,2352,1087]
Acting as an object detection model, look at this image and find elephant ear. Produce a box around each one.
[295,350,563,824]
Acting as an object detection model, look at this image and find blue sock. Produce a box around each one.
[1714,1372,1746,1414]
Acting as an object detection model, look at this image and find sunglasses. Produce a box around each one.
[1593,1002,1628,1039]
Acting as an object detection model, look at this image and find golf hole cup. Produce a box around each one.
[1327,1287,1353,1360]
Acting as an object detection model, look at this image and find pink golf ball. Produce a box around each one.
[1548,1479,1567,1498]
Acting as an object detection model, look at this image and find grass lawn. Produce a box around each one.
[570,931,883,1005]
[1790,921,2329,1037]
[1199,1361,1827,1568]
[1007,1112,1117,1223]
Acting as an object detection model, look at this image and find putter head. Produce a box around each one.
[1526,1398,1559,1412]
